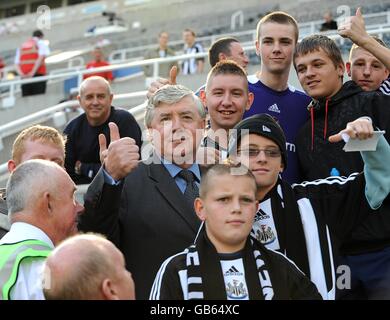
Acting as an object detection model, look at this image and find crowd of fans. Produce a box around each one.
[1,6,390,302]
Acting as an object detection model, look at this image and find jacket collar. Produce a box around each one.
[309,80,363,114]
[146,158,203,233]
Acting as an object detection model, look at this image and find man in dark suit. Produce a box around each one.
[79,84,207,299]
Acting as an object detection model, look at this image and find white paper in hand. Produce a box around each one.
[342,130,385,152]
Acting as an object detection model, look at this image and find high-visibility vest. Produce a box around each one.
[0,239,51,300]
[19,38,47,75]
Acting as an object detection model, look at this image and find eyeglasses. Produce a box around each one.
[237,148,281,158]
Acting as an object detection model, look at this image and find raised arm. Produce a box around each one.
[339,7,390,71]
[99,122,140,181]
[79,122,140,245]
[329,117,390,209]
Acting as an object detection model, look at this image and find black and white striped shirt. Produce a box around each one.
[379,78,390,95]
[182,42,204,75]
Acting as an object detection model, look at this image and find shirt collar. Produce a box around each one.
[2,222,54,248]
[161,157,201,182]
[247,74,258,84]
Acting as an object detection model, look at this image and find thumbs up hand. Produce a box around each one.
[99,122,140,181]
[338,7,369,47]
[146,66,178,99]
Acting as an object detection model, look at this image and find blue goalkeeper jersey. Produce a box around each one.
[244,75,311,184]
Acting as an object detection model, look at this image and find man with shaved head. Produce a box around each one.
[43,234,135,300]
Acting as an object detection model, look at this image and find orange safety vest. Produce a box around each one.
[19,38,46,75]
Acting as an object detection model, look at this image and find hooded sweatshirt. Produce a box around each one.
[296,80,390,254]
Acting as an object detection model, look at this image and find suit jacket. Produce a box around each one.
[79,161,204,299]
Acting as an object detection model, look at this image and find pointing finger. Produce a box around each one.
[328,132,343,143]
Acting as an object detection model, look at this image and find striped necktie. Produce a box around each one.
[178,169,199,210]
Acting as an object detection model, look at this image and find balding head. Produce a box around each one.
[78,76,113,126]
[43,234,135,300]
[79,76,111,97]
[6,159,83,245]
[7,159,64,215]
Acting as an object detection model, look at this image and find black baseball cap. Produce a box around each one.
[228,114,287,168]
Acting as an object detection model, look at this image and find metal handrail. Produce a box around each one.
[2,18,390,106]
[0,50,210,91]
[1,25,390,174]
[108,10,390,60]
[0,50,208,108]
[3,22,390,90]
[0,90,147,176]
[1,23,389,127]
[0,91,147,138]
[108,28,258,60]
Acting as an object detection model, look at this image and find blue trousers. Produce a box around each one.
[337,246,390,299]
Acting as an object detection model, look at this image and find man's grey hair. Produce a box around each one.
[144,84,206,128]
[6,159,59,216]
[79,76,112,96]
